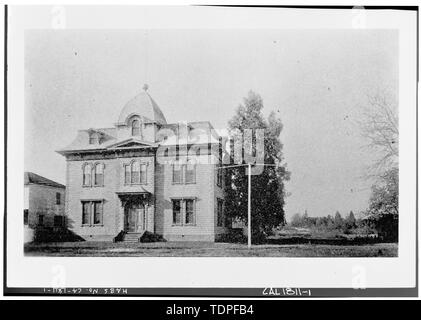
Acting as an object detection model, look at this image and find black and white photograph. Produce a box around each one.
[2,4,418,299]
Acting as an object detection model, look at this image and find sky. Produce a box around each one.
[24,29,398,219]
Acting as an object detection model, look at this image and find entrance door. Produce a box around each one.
[125,205,139,232]
[124,203,145,232]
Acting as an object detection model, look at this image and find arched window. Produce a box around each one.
[94,163,104,186]
[83,164,91,186]
[132,119,141,136]
[131,161,140,184]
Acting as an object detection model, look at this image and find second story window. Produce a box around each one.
[172,160,197,184]
[172,162,182,184]
[131,161,140,184]
[185,160,196,184]
[217,165,223,187]
[132,119,141,136]
[94,163,104,186]
[83,164,92,186]
[140,163,147,184]
[125,161,147,185]
[83,162,105,187]
[56,192,61,205]
[124,164,131,184]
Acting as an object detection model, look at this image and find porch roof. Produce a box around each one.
[116,187,152,200]
[116,191,151,196]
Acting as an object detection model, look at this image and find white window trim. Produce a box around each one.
[124,160,148,185]
[172,160,197,185]
[82,162,92,187]
[171,197,197,227]
[81,199,104,227]
[93,162,105,187]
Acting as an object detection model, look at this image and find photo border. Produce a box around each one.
[2,4,418,298]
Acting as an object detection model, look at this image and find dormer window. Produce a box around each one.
[89,132,98,145]
[131,119,141,136]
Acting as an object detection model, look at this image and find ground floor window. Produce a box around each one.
[56,192,61,205]
[24,209,28,225]
[82,202,91,225]
[217,198,224,227]
[185,199,195,225]
[38,214,44,226]
[54,215,65,227]
[172,199,182,225]
[93,202,103,224]
[172,198,196,226]
[82,200,103,226]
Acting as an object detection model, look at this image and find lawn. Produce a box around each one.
[24,241,398,257]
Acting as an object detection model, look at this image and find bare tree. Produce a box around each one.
[359,91,398,178]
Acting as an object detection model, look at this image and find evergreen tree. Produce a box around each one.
[345,210,356,229]
[334,211,344,229]
[225,91,290,241]
[290,213,302,227]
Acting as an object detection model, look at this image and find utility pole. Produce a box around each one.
[217,162,281,250]
[247,163,251,249]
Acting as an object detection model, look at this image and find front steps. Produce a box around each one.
[121,231,145,243]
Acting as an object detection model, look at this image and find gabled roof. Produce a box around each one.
[106,138,158,149]
[24,172,65,189]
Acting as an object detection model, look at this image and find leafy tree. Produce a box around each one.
[358,90,399,241]
[359,91,398,176]
[365,167,398,241]
[225,91,290,242]
[367,167,398,216]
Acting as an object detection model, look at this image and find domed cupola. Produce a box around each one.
[117,84,167,126]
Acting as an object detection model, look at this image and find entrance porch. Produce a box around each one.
[116,192,154,234]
